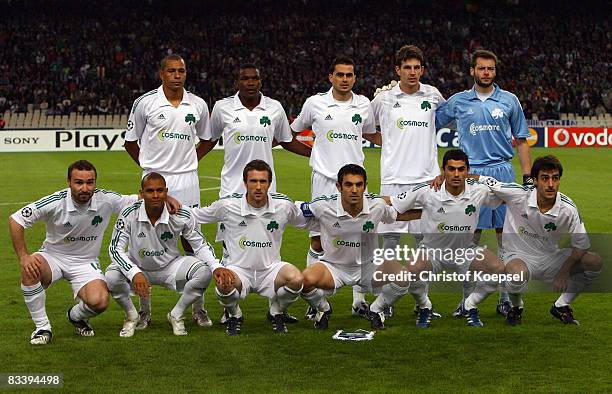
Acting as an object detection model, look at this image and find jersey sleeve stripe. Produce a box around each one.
[109,231,132,271]
[131,90,157,114]
[34,192,67,209]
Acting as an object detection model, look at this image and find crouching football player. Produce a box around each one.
[301,164,421,331]
[191,160,316,335]
[477,156,602,325]
[9,160,139,345]
[106,173,219,337]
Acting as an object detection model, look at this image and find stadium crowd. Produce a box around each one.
[0,0,610,119]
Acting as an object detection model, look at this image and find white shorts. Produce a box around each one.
[377,183,422,234]
[318,260,378,295]
[144,170,200,208]
[36,251,106,299]
[502,248,572,284]
[227,262,289,299]
[106,256,206,293]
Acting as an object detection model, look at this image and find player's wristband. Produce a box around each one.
[522,175,534,186]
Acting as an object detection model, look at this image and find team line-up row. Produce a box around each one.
[9,150,601,344]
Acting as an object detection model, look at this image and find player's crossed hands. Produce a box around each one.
[20,254,45,280]
[213,267,235,288]
[132,273,151,298]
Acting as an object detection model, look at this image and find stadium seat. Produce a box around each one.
[23,112,33,128]
[91,115,99,128]
[15,113,26,128]
[83,114,91,128]
[75,114,85,128]
[68,112,77,128]
[119,114,128,128]
[52,115,62,129]
[560,113,568,120]
[60,115,69,128]
[5,112,16,128]
[32,110,42,128]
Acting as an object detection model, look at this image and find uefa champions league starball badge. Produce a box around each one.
[332,329,375,341]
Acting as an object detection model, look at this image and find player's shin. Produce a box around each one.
[107,269,138,320]
[301,288,330,312]
[464,281,497,311]
[171,266,211,319]
[370,283,410,313]
[215,287,241,317]
[555,270,601,307]
[270,285,303,315]
[410,280,432,309]
[21,282,51,330]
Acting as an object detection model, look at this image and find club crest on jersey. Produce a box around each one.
[21,207,33,218]
[464,204,476,216]
[185,113,196,124]
[259,116,271,127]
[351,114,362,125]
[491,108,504,119]
[91,215,103,227]
[544,222,557,232]
[267,220,279,232]
[421,100,431,111]
[363,221,374,232]
[161,231,173,241]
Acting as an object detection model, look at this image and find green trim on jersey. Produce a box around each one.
[131,90,157,114]
[109,231,132,272]
[220,193,243,200]
[365,193,383,200]
[411,183,429,192]
[500,183,526,190]
[120,201,142,217]
[177,208,191,220]
[35,190,68,209]
[270,192,293,202]
[95,189,122,197]
[560,194,577,209]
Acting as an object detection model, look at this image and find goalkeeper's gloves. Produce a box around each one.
[373,80,398,97]
[522,174,534,186]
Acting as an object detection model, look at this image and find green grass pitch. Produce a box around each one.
[0,148,610,392]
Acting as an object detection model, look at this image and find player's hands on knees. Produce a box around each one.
[165,195,182,214]
[429,175,444,191]
[373,80,398,97]
[213,268,234,288]
[132,273,150,298]
[20,254,42,280]
[553,270,570,292]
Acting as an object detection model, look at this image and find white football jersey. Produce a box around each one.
[207,93,293,196]
[290,88,375,180]
[372,82,445,184]
[125,86,211,174]
[391,180,501,252]
[11,189,137,261]
[480,176,590,258]
[191,193,315,270]
[308,194,397,266]
[108,203,219,281]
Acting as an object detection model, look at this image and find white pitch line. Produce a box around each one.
[200,187,220,191]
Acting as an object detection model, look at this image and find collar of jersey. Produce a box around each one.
[324,88,357,108]
[137,202,170,225]
[334,194,370,217]
[393,82,425,96]
[66,188,98,212]
[468,84,501,102]
[527,189,560,217]
[240,193,275,216]
[439,182,472,202]
[156,86,191,107]
[232,92,268,111]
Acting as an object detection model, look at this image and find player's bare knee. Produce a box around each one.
[87,291,110,312]
[581,252,603,272]
[285,270,304,291]
[302,269,318,290]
